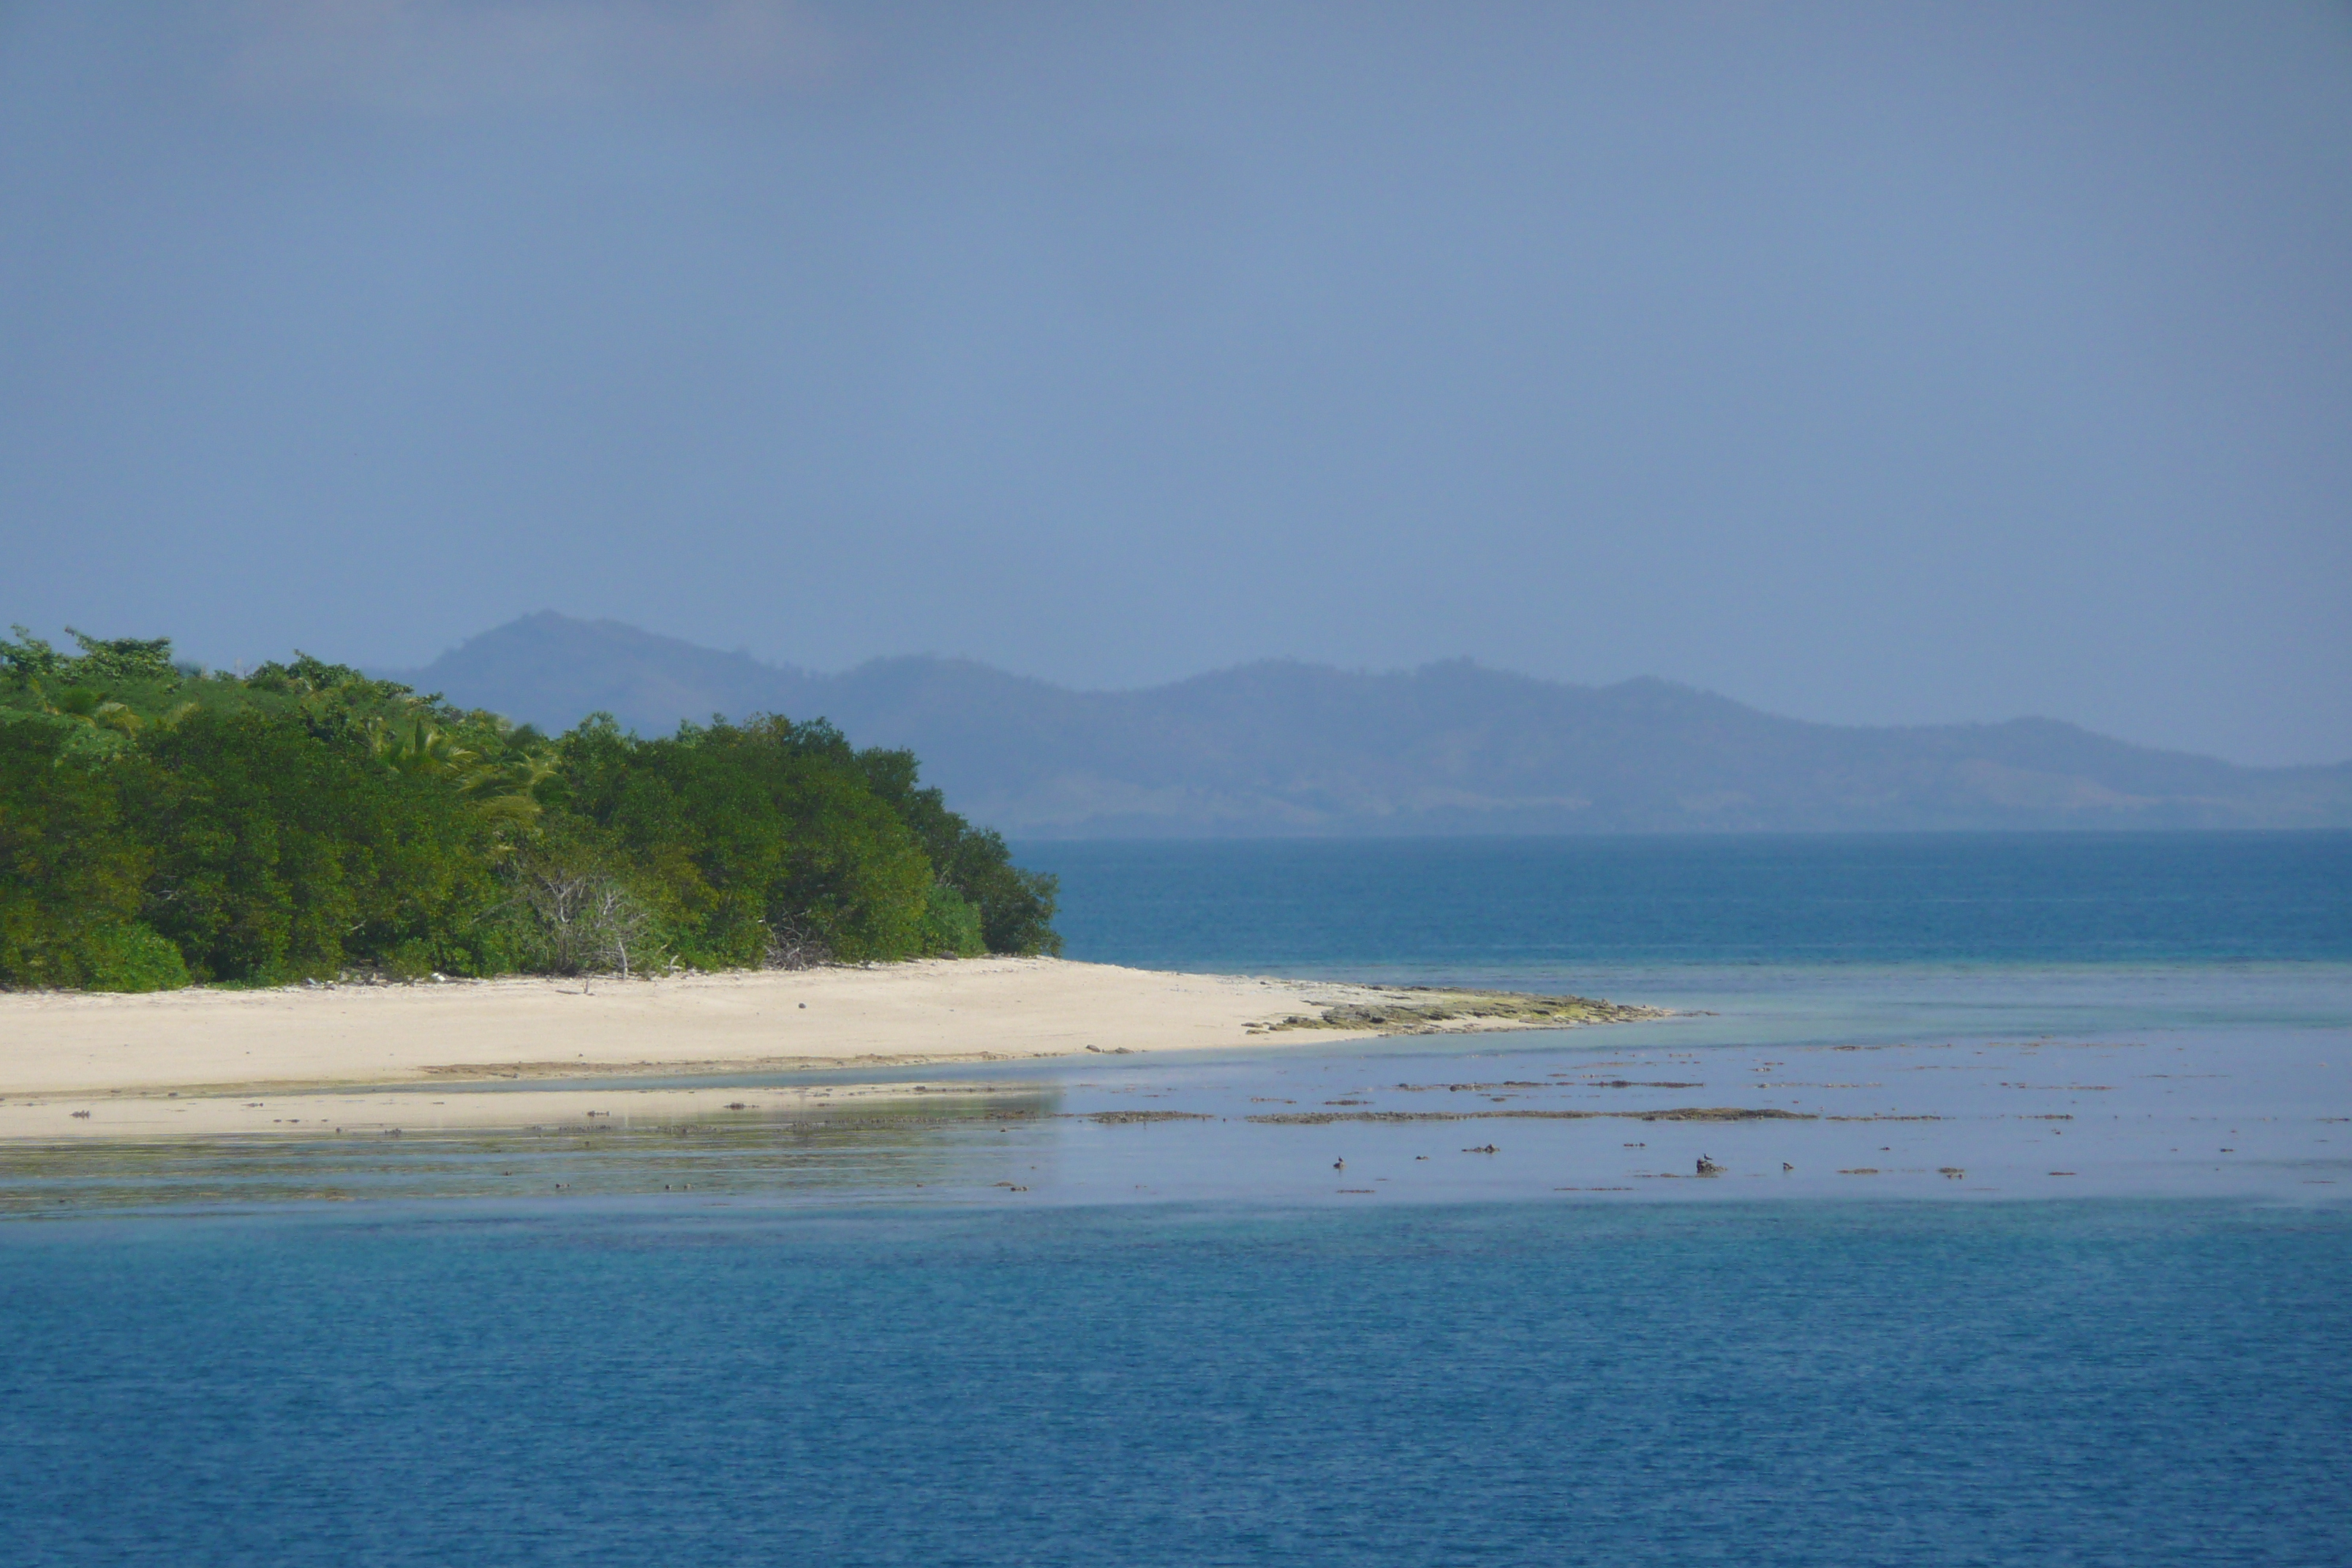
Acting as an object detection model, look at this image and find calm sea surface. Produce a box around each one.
[1028,831,2352,973]
[1030,829,2352,1044]
[4,832,2348,1565]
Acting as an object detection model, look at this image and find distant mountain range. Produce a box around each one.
[382,613,2352,837]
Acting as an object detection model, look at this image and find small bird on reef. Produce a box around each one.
[1695,1154,1724,1176]
[1333,1158,1346,1171]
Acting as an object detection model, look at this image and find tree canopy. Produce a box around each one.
[0,628,1057,990]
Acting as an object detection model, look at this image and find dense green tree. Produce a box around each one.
[561,715,935,965]
[123,709,509,983]
[0,632,1058,989]
[856,747,1062,956]
[0,723,184,990]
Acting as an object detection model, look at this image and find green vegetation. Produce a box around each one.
[0,628,1057,990]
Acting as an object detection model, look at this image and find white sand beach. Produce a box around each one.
[0,959,1657,1139]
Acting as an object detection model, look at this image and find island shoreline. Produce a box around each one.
[0,958,1669,1139]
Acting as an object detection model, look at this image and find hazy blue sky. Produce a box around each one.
[4,2,2347,764]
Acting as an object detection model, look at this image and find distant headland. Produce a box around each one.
[382,613,2352,837]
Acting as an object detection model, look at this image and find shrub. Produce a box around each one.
[77,922,192,992]
[921,883,986,957]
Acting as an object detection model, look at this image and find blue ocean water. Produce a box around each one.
[6,832,2350,1564]
[1024,830,2352,1044]
[1022,831,2352,975]
[4,1201,2349,1567]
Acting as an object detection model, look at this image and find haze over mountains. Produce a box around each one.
[385,614,2352,837]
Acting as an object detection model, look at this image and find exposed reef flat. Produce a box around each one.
[1,1027,2342,1213]
[1246,1107,1813,1125]
[1251,992,1667,1034]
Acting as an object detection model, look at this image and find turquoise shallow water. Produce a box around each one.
[5,833,2349,1563]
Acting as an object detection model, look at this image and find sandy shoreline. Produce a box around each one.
[0,958,1662,1139]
